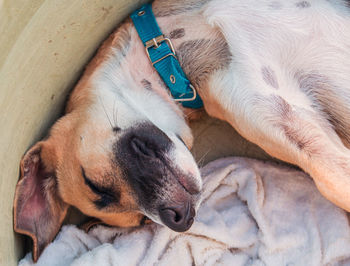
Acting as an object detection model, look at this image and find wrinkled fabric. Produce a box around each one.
[20,157,350,266]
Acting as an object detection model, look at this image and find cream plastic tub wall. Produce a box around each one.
[0,1,273,264]
[0,1,150,264]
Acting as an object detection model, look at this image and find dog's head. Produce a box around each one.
[14,106,201,261]
[14,42,202,262]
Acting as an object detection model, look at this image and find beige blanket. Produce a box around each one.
[20,157,350,265]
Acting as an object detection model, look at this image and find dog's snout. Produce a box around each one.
[159,203,195,232]
[115,123,201,232]
[130,137,157,158]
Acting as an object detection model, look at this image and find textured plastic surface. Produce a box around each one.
[0,0,148,264]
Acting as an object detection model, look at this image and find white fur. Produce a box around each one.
[84,0,350,217]
[201,0,350,209]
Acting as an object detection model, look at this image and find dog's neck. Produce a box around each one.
[104,2,229,108]
[151,2,232,113]
[68,0,231,146]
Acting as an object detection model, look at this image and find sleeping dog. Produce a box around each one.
[14,0,350,262]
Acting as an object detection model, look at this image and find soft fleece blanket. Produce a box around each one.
[20,157,350,266]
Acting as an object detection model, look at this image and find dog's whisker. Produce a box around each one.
[98,95,113,129]
[112,98,116,126]
[113,98,118,127]
[197,148,211,168]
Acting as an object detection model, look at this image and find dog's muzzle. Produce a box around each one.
[114,123,201,231]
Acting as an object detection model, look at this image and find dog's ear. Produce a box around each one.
[13,141,68,262]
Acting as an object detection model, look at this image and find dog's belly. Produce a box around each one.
[200,0,350,211]
[203,0,350,136]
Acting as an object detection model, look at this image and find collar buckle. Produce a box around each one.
[131,4,203,108]
[145,35,176,63]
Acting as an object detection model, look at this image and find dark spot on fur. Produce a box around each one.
[295,71,350,145]
[272,95,292,120]
[296,1,311,8]
[177,34,232,89]
[169,28,185,39]
[153,0,212,17]
[269,1,283,9]
[261,66,279,89]
[81,167,120,209]
[113,126,121,133]
[141,79,153,90]
[271,95,321,154]
[271,96,310,151]
[281,123,310,151]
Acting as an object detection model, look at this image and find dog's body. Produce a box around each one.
[14,0,350,261]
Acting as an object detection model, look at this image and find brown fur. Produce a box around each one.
[296,71,350,147]
[153,0,212,17]
[169,28,186,39]
[176,34,232,89]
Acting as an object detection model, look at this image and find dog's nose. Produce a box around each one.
[159,203,195,232]
[130,136,157,158]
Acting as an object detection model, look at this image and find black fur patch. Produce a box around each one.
[113,123,173,210]
[296,1,311,8]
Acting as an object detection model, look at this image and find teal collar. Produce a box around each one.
[130,4,203,109]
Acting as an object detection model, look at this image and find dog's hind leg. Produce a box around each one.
[199,0,350,211]
[205,75,350,211]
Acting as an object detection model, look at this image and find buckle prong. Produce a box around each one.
[145,35,176,61]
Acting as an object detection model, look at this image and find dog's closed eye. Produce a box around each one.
[81,167,120,209]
